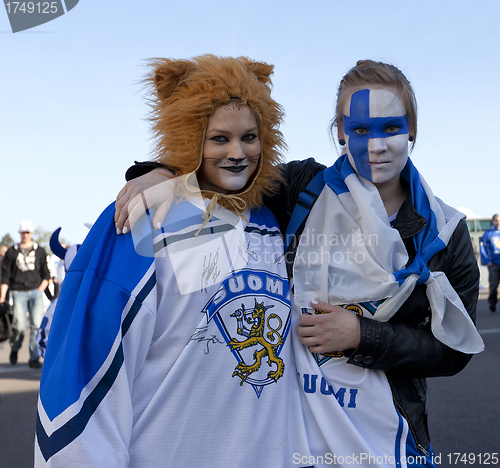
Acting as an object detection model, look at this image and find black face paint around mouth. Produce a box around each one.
[222,166,248,173]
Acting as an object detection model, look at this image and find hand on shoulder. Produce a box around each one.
[115,168,175,234]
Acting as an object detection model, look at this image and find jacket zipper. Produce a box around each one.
[393,398,430,456]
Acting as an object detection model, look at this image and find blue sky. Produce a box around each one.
[1,0,499,245]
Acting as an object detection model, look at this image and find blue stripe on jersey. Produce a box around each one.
[395,412,404,468]
[40,204,154,420]
[37,343,125,461]
[37,203,156,460]
[37,271,156,461]
[154,223,235,252]
[122,272,156,335]
[244,225,282,237]
[247,207,285,234]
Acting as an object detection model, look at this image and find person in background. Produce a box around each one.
[0,245,12,343]
[480,214,500,312]
[45,243,66,302]
[36,228,81,358]
[0,245,8,288]
[0,219,50,368]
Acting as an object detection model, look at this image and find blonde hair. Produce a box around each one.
[330,60,417,150]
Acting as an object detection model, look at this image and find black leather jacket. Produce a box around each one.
[129,158,479,454]
[264,158,479,454]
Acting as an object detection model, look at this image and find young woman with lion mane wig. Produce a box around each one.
[35,55,312,467]
[114,59,484,468]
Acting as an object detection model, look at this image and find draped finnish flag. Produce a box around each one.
[293,155,484,354]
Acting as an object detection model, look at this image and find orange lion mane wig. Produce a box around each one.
[145,54,285,211]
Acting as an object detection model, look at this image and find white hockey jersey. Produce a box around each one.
[35,199,311,467]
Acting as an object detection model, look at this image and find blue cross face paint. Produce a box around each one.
[343,88,409,184]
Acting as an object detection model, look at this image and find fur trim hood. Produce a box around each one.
[145,54,285,211]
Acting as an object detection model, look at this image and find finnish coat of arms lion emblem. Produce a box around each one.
[228,299,284,385]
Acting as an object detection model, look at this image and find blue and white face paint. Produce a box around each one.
[343,88,409,184]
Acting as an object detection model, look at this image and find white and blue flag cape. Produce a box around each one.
[294,155,483,354]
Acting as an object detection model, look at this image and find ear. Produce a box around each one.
[239,57,273,85]
[153,59,193,101]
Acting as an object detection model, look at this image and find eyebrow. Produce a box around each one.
[347,115,406,125]
[206,127,258,135]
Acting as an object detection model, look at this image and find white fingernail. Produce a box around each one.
[123,226,128,234]
[116,228,121,235]
[156,222,161,229]
[311,299,319,305]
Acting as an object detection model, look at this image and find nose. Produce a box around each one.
[227,142,246,161]
[228,157,245,163]
[367,138,387,154]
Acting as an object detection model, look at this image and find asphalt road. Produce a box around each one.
[426,289,500,466]
[0,290,498,468]
[0,334,41,468]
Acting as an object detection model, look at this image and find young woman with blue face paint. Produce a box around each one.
[290,62,482,468]
[114,60,483,468]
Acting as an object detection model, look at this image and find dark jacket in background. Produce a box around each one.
[1,243,50,291]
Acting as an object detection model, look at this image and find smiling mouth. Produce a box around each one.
[222,165,247,173]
